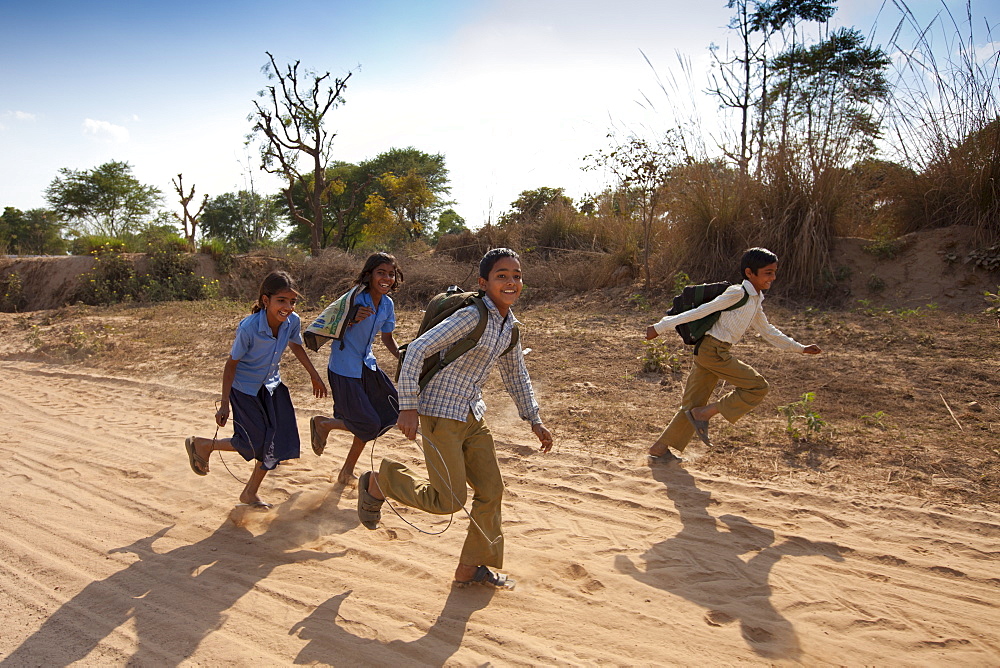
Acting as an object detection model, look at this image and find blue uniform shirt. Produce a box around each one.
[328,290,395,378]
[230,309,303,395]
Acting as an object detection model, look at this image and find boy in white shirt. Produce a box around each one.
[645,247,822,461]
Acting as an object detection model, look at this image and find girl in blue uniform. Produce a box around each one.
[310,252,401,485]
[185,271,327,508]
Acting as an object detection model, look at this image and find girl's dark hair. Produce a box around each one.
[479,247,520,279]
[740,247,778,278]
[355,252,402,293]
[252,270,300,313]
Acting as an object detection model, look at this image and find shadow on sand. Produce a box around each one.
[2,489,352,667]
[616,461,846,660]
[289,585,494,666]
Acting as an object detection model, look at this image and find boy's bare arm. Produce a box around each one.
[532,422,553,453]
[397,409,419,440]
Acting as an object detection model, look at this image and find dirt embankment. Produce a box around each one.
[3,225,997,313]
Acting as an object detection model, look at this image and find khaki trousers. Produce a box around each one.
[378,412,504,568]
[652,335,769,453]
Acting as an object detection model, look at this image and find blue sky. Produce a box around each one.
[2,0,996,229]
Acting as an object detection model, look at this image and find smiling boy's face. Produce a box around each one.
[745,262,778,292]
[479,257,522,313]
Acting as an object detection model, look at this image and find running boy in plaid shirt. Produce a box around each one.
[358,248,553,589]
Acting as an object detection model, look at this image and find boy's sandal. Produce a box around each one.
[357,471,384,530]
[684,409,713,447]
[310,416,325,456]
[454,565,516,590]
[185,436,209,476]
[648,448,684,464]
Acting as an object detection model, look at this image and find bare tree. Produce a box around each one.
[171,174,206,251]
[249,52,352,256]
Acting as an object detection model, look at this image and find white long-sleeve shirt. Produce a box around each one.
[652,279,805,352]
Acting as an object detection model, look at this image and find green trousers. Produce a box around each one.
[652,335,769,453]
[378,412,504,568]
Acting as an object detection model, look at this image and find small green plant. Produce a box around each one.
[0,271,26,312]
[967,244,1000,272]
[861,410,889,430]
[777,392,826,439]
[985,286,1000,319]
[639,339,681,374]
[671,270,691,296]
[626,293,651,311]
[866,274,886,293]
[863,239,904,259]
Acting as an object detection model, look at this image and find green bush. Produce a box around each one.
[75,243,216,305]
[0,271,26,312]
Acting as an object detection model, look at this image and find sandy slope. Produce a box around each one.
[2,360,998,666]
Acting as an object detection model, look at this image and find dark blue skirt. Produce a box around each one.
[329,366,399,442]
[229,383,300,470]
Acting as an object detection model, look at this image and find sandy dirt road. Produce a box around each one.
[2,359,998,666]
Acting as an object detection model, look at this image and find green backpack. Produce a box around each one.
[395,287,520,390]
[668,281,749,349]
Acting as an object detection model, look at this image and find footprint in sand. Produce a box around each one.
[379,527,414,541]
[704,610,735,627]
[563,563,605,593]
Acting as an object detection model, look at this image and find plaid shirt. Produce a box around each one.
[397,294,541,424]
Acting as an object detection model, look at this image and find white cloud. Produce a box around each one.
[82,118,129,142]
[0,110,36,130]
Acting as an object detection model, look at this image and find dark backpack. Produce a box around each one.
[668,281,749,347]
[396,286,520,390]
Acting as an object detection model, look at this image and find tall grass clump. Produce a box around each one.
[657,160,757,283]
[882,1,1000,239]
[756,150,843,296]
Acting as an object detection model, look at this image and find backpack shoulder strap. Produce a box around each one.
[722,286,750,312]
[501,322,520,356]
[436,296,488,369]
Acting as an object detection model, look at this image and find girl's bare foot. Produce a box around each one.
[337,469,357,486]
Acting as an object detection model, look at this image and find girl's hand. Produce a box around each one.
[802,344,822,355]
[645,326,659,340]
[310,374,328,398]
[352,306,375,324]
[532,422,553,453]
[215,405,230,428]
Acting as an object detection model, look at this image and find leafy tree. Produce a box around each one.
[283,162,373,250]
[768,26,890,170]
[201,190,283,252]
[0,207,67,255]
[44,161,163,237]
[586,133,684,289]
[249,52,352,256]
[171,173,207,251]
[498,187,574,227]
[709,0,837,175]
[361,147,451,237]
[432,208,468,242]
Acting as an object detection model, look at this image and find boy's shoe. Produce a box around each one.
[685,409,713,447]
[310,416,325,456]
[357,471,384,530]
[648,448,684,464]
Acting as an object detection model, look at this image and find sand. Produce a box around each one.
[2,358,998,666]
